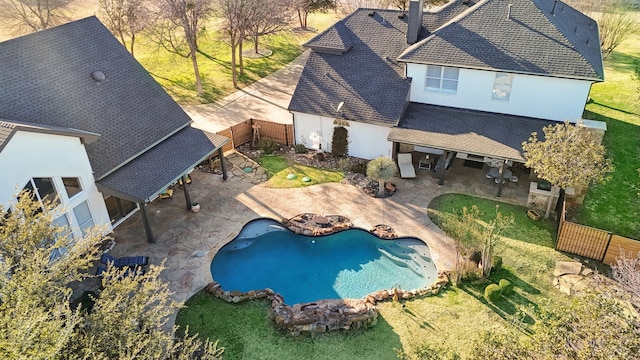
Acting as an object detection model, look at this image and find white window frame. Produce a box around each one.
[491,73,514,101]
[425,65,459,94]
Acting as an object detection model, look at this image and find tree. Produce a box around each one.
[612,249,640,307]
[366,156,397,197]
[471,291,640,359]
[153,0,213,96]
[214,0,257,88]
[293,0,334,30]
[522,120,614,218]
[564,0,637,59]
[98,0,149,57]
[331,126,348,157]
[246,0,293,54]
[0,0,73,34]
[0,194,222,359]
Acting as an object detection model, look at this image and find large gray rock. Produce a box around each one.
[554,261,582,277]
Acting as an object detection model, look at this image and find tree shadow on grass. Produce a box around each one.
[459,269,541,328]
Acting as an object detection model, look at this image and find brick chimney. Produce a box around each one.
[407,0,424,44]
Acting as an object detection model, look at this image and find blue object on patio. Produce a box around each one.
[101,253,149,268]
[96,265,145,278]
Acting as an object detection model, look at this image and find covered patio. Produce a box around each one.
[389,103,556,200]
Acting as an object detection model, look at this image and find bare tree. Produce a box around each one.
[152,0,213,96]
[98,0,149,57]
[612,249,640,306]
[246,0,293,54]
[565,0,637,59]
[214,0,257,88]
[0,0,73,34]
[293,0,334,30]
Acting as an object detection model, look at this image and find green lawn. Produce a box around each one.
[177,194,575,359]
[133,13,342,105]
[258,155,344,188]
[574,31,640,240]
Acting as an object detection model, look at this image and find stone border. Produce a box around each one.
[206,214,450,335]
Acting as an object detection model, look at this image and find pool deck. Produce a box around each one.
[107,151,513,323]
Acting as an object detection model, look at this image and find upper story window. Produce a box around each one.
[23,177,59,207]
[425,65,459,94]
[492,73,514,101]
[62,177,82,199]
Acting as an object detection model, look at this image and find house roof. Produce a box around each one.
[0,119,100,154]
[0,17,193,179]
[388,103,555,161]
[97,127,229,203]
[398,0,604,81]
[288,9,417,126]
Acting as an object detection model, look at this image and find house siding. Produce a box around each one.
[406,63,592,121]
[292,112,393,160]
[0,131,112,239]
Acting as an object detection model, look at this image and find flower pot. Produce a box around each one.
[191,203,201,213]
[527,209,540,221]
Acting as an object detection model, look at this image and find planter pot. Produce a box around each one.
[191,203,201,213]
[527,209,540,221]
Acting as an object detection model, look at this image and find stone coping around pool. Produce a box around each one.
[204,271,450,336]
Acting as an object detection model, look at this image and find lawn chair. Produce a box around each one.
[100,253,149,268]
[96,265,146,279]
[397,153,416,179]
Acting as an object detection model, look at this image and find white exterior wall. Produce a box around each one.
[0,131,112,239]
[406,63,592,122]
[292,112,393,159]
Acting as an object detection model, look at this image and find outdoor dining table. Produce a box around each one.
[488,167,512,179]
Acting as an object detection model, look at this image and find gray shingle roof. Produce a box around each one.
[0,119,99,154]
[0,17,193,179]
[288,9,414,126]
[398,0,604,80]
[389,103,554,160]
[97,128,229,203]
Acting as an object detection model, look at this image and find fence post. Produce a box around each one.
[601,232,613,262]
[284,124,289,146]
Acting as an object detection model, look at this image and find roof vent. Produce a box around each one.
[91,71,106,83]
[462,0,470,4]
[507,4,513,20]
[368,11,376,17]
[398,13,406,19]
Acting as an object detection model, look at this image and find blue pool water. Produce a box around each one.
[211,219,437,305]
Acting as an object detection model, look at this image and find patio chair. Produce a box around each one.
[96,265,145,278]
[101,253,149,268]
[397,153,416,179]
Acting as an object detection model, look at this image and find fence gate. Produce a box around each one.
[556,221,611,261]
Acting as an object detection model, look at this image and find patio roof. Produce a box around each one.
[388,103,555,161]
[97,127,229,203]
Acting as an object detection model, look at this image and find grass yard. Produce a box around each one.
[134,13,342,104]
[574,30,640,240]
[177,194,576,359]
[258,155,344,188]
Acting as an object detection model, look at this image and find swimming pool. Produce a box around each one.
[210,218,438,305]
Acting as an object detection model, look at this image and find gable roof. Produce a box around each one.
[398,0,604,81]
[0,119,99,154]
[289,9,415,126]
[0,17,193,179]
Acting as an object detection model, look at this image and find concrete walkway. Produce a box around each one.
[182,51,309,134]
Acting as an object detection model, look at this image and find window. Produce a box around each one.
[62,177,82,198]
[425,65,459,94]
[22,177,58,206]
[492,73,514,101]
[105,196,137,225]
[49,215,71,262]
[73,201,94,235]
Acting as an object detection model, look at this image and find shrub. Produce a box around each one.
[499,279,513,295]
[331,126,348,157]
[484,283,502,302]
[258,138,279,154]
[351,162,367,174]
[469,250,482,265]
[294,144,307,153]
[492,255,503,272]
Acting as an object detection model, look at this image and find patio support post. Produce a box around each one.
[438,151,448,186]
[182,174,192,210]
[496,160,507,197]
[218,148,228,180]
[139,202,155,243]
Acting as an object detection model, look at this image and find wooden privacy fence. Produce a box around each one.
[556,201,640,265]
[215,118,294,153]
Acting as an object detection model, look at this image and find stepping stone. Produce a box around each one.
[554,261,582,277]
